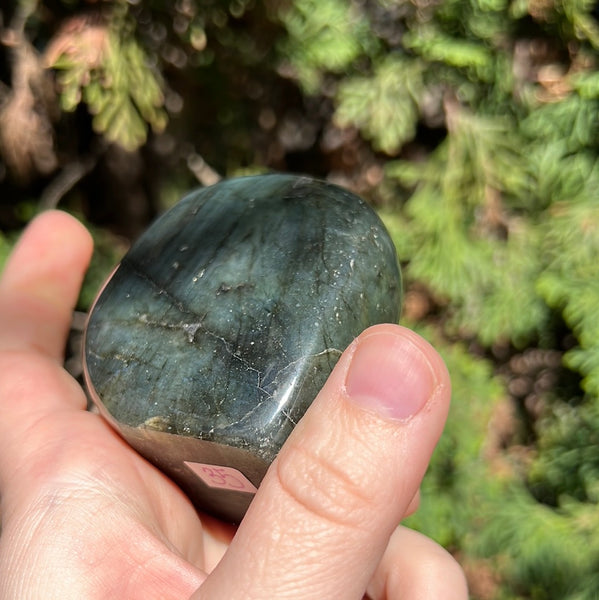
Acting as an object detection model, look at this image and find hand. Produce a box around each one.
[0,210,467,599]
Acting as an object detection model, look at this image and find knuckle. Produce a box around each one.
[274,439,379,529]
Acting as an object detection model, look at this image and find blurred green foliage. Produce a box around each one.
[278,0,378,93]
[282,0,599,596]
[403,324,504,548]
[0,233,13,274]
[335,56,426,154]
[2,0,599,596]
[47,3,167,151]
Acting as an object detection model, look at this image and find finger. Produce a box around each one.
[194,324,452,600]
[366,526,468,600]
[0,211,93,490]
[0,210,93,361]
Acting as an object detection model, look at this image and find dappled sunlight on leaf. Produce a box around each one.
[45,12,167,151]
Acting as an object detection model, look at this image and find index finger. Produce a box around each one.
[0,211,93,361]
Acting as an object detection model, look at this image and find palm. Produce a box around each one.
[1,349,235,600]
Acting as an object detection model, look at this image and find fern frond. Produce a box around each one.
[335,56,425,154]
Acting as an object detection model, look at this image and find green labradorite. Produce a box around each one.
[84,173,401,521]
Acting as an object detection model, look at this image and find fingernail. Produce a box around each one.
[345,329,438,420]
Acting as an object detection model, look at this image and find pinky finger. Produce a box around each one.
[365,526,468,600]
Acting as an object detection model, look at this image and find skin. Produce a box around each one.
[0,211,468,599]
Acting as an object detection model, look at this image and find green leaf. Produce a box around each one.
[388,109,548,345]
[49,8,167,151]
[278,0,377,93]
[537,199,599,395]
[335,56,425,154]
[403,25,493,77]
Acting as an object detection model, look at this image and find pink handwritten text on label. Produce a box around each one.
[184,461,258,494]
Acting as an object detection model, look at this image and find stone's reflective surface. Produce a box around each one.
[84,174,401,521]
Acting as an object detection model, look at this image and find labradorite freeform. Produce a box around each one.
[84,174,401,520]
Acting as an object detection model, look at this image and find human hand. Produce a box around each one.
[0,210,467,599]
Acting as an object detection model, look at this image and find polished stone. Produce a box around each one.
[84,174,401,521]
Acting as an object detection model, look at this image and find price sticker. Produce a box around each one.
[184,461,258,494]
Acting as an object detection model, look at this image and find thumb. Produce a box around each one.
[194,323,451,599]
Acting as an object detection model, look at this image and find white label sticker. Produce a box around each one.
[184,461,258,494]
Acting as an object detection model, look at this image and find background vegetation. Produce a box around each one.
[1,0,599,597]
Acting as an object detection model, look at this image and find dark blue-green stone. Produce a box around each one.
[84,174,401,518]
